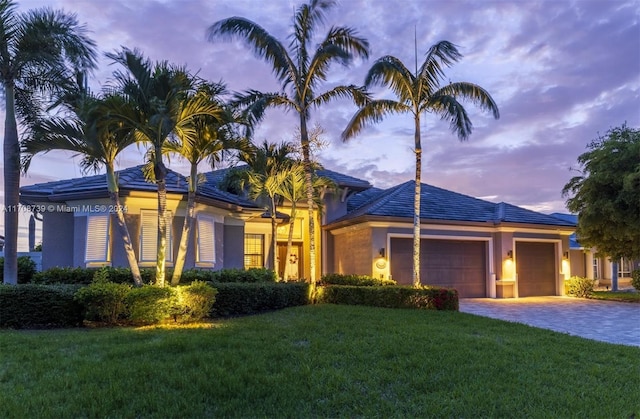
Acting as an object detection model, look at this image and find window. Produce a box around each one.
[244,234,264,269]
[196,215,215,264]
[619,258,633,278]
[140,210,173,264]
[85,214,110,264]
[593,257,600,279]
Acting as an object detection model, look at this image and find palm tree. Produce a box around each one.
[165,82,245,286]
[224,141,296,278]
[342,41,500,287]
[22,76,143,286]
[207,0,370,288]
[0,0,96,284]
[106,48,221,287]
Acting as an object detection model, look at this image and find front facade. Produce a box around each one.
[21,166,577,298]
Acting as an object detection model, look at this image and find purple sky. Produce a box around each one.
[2,0,639,250]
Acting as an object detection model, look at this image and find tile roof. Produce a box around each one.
[315,169,371,190]
[20,165,259,208]
[550,213,581,247]
[333,180,576,227]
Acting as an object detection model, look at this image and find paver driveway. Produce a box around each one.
[459,296,640,347]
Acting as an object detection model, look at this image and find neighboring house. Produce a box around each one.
[551,213,640,287]
[20,165,578,298]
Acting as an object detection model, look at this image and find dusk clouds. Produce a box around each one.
[4,0,640,248]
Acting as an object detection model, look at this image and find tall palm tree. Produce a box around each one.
[106,48,221,287]
[0,0,96,284]
[165,82,245,286]
[207,0,370,288]
[342,41,500,287]
[22,76,143,286]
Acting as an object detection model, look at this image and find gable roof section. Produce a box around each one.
[550,213,581,248]
[20,165,259,209]
[316,169,371,191]
[329,180,576,228]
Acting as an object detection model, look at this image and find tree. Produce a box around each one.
[22,75,143,286]
[106,48,221,287]
[342,41,499,287]
[0,0,96,284]
[207,0,370,288]
[563,124,640,260]
[165,82,245,285]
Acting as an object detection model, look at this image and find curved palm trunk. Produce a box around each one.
[300,114,317,289]
[106,166,142,287]
[413,116,422,288]
[3,83,19,285]
[271,195,279,280]
[171,164,197,286]
[155,161,168,287]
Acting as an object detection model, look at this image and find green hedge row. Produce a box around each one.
[209,282,310,317]
[31,266,276,285]
[319,273,396,287]
[0,284,84,328]
[316,285,459,311]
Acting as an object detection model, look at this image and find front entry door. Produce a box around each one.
[278,244,303,280]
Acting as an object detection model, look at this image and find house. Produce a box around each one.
[20,165,577,298]
[551,213,639,288]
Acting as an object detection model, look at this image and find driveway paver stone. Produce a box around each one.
[459,296,640,347]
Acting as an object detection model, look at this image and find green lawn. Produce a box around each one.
[590,290,640,303]
[1,305,638,418]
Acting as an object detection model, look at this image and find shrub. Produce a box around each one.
[125,285,175,325]
[566,276,596,298]
[34,267,98,285]
[210,282,309,317]
[316,285,459,311]
[172,281,218,322]
[319,273,396,287]
[209,268,277,283]
[0,284,83,328]
[631,269,640,291]
[0,256,38,284]
[74,279,132,324]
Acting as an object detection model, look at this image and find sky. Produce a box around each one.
[2,0,639,250]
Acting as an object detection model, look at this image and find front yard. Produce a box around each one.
[1,304,638,418]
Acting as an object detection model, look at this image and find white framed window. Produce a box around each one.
[593,257,601,279]
[85,214,110,264]
[244,234,264,269]
[619,258,633,278]
[140,210,173,264]
[196,215,215,264]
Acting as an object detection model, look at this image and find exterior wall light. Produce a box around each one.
[507,250,513,260]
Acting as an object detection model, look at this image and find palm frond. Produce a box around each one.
[434,81,500,120]
[365,55,415,103]
[417,40,462,93]
[312,84,370,108]
[428,94,473,140]
[342,99,409,140]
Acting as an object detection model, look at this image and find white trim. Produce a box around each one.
[85,214,110,266]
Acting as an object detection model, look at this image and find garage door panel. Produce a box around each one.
[390,238,487,297]
[517,242,556,297]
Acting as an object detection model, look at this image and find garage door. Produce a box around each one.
[516,242,556,297]
[390,238,487,297]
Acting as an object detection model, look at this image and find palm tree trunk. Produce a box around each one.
[3,82,19,285]
[300,113,317,289]
[106,166,142,287]
[271,195,279,280]
[155,160,168,287]
[413,115,422,288]
[284,203,298,281]
[171,164,197,286]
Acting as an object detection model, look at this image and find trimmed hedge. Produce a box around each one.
[210,282,309,317]
[208,268,276,283]
[316,285,459,311]
[0,284,84,328]
[0,256,38,284]
[319,273,396,287]
[632,270,640,291]
[566,276,596,298]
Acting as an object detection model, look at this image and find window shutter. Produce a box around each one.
[197,215,215,263]
[85,215,109,262]
[140,211,172,263]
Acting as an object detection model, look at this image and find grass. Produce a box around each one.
[590,290,640,303]
[1,305,638,418]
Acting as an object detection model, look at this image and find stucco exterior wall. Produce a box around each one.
[223,223,244,269]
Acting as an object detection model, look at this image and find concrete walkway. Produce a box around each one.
[459,296,640,347]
